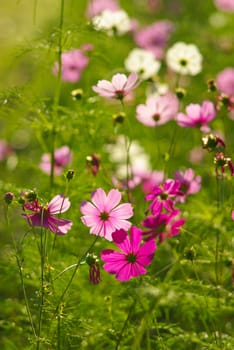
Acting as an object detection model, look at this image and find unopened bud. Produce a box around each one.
[184,246,196,261]
[24,190,37,202]
[207,79,216,92]
[3,192,14,205]
[175,87,186,100]
[112,112,126,125]
[66,169,75,181]
[71,88,83,100]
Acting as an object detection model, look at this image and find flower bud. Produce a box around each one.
[86,153,100,176]
[85,253,101,284]
[112,112,126,125]
[66,169,75,181]
[3,192,14,205]
[184,246,196,261]
[71,88,83,100]
[175,87,186,100]
[207,79,216,92]
[24,190,37,202]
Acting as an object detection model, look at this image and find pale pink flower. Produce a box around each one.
[134,21,174,59]
[214,0,234,12]
[92,72,139,100]
[216,67,234,96]
[101,226,156,281]
[53,49,89,83]
[174,168,201,203]
[86,0,120,18]
[80,188,133,241]
[176,101,216,132]
[22,195,72,235]
[40,146,73,176]
[136,93,179,127]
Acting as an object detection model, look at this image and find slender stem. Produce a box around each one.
[56,236,98,309]
[33,0,38,24]
[115,300,134,350]
[50,0,65,190]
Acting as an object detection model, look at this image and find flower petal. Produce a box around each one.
[48,195,70,214]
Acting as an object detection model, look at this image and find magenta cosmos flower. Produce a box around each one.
[40,146,73,176]
[142,209,185,243]
[22,195,72,234]
[92,72,139,100]
[176,101,216,132]
[134,20,174,59]
[174,168,201,203]
[136,93,179,127]
[101,226,156,281]
[146,179,182,216]
[216,68,234,97]
[80,188,133,241]
[53,49,89,83]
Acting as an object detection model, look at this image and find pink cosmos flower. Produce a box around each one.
[214,0,234,12]
[136,93,179,127]
[174,168,202,203]
[40,146,73,176]
[0,140,13,161]
[176,101,216,132]
[101,226,156,281]
[142,209,185,243]
[80,188,134,241]
[216,68,234,97]
[53,49,89,83]
[145,179,182,216]
[22,195,72,235]
[134,21,174,59]
[92,72,139,100]
[86,0,120,18]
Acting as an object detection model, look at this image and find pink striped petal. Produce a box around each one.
[48,195,70,214]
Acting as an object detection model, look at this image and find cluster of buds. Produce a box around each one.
[202,134,234,178]
[18,190,38,205]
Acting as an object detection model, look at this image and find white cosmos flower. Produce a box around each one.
[92,9,131,36]
[166,42,202,76]
[125,48,161,80]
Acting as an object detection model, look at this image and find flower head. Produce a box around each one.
[92,9,131,36]
[92,72,139,100]
[125,48,161,80]
[40,146,73,176]
[136,93,179,127]
[174,168,201,203]
[166,42,202,76]
[134,20,174,59]
[80,188,133,241]
[214,0,234,12]
[176,101,216,132]
[101,226,156,281]
[22,195,72,235]
[145,179,181,216]
[216,67,234,97]
[53,49,89,83]
[142,210,185,243]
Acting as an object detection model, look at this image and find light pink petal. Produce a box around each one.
[47,216,72,235]
[136,104,156,127]
[231,210,234,220]
[102,221,117,241]
[89,219,104,236]
[48,195,70,214]
[186,104,201,121]
[125,72,139,91]
[106,189,122,210]
[112,229,131,253]
[91,188,107,211]
[201,101,216,122]
[176,113,194,127]
[111,74,127,90]
[80,201,100,216]
[108,217,132,231]
[110,203,133,219]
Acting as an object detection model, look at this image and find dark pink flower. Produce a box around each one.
[142,210,185,243]
[134,21,174,59]
[136,93,179,127]
[216,68,234,97]
[40,146,73,176]
[145,179,181,216]
[214,0,234,12]
[176,101,216,132]
[92,72,139,100]
[22,195,72,235]
[53,49,90,83]
[86,0,120,18]
[174,168,201,203]
[80,188,133,241]
[101,226,156,281]
[214,152,234,177]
